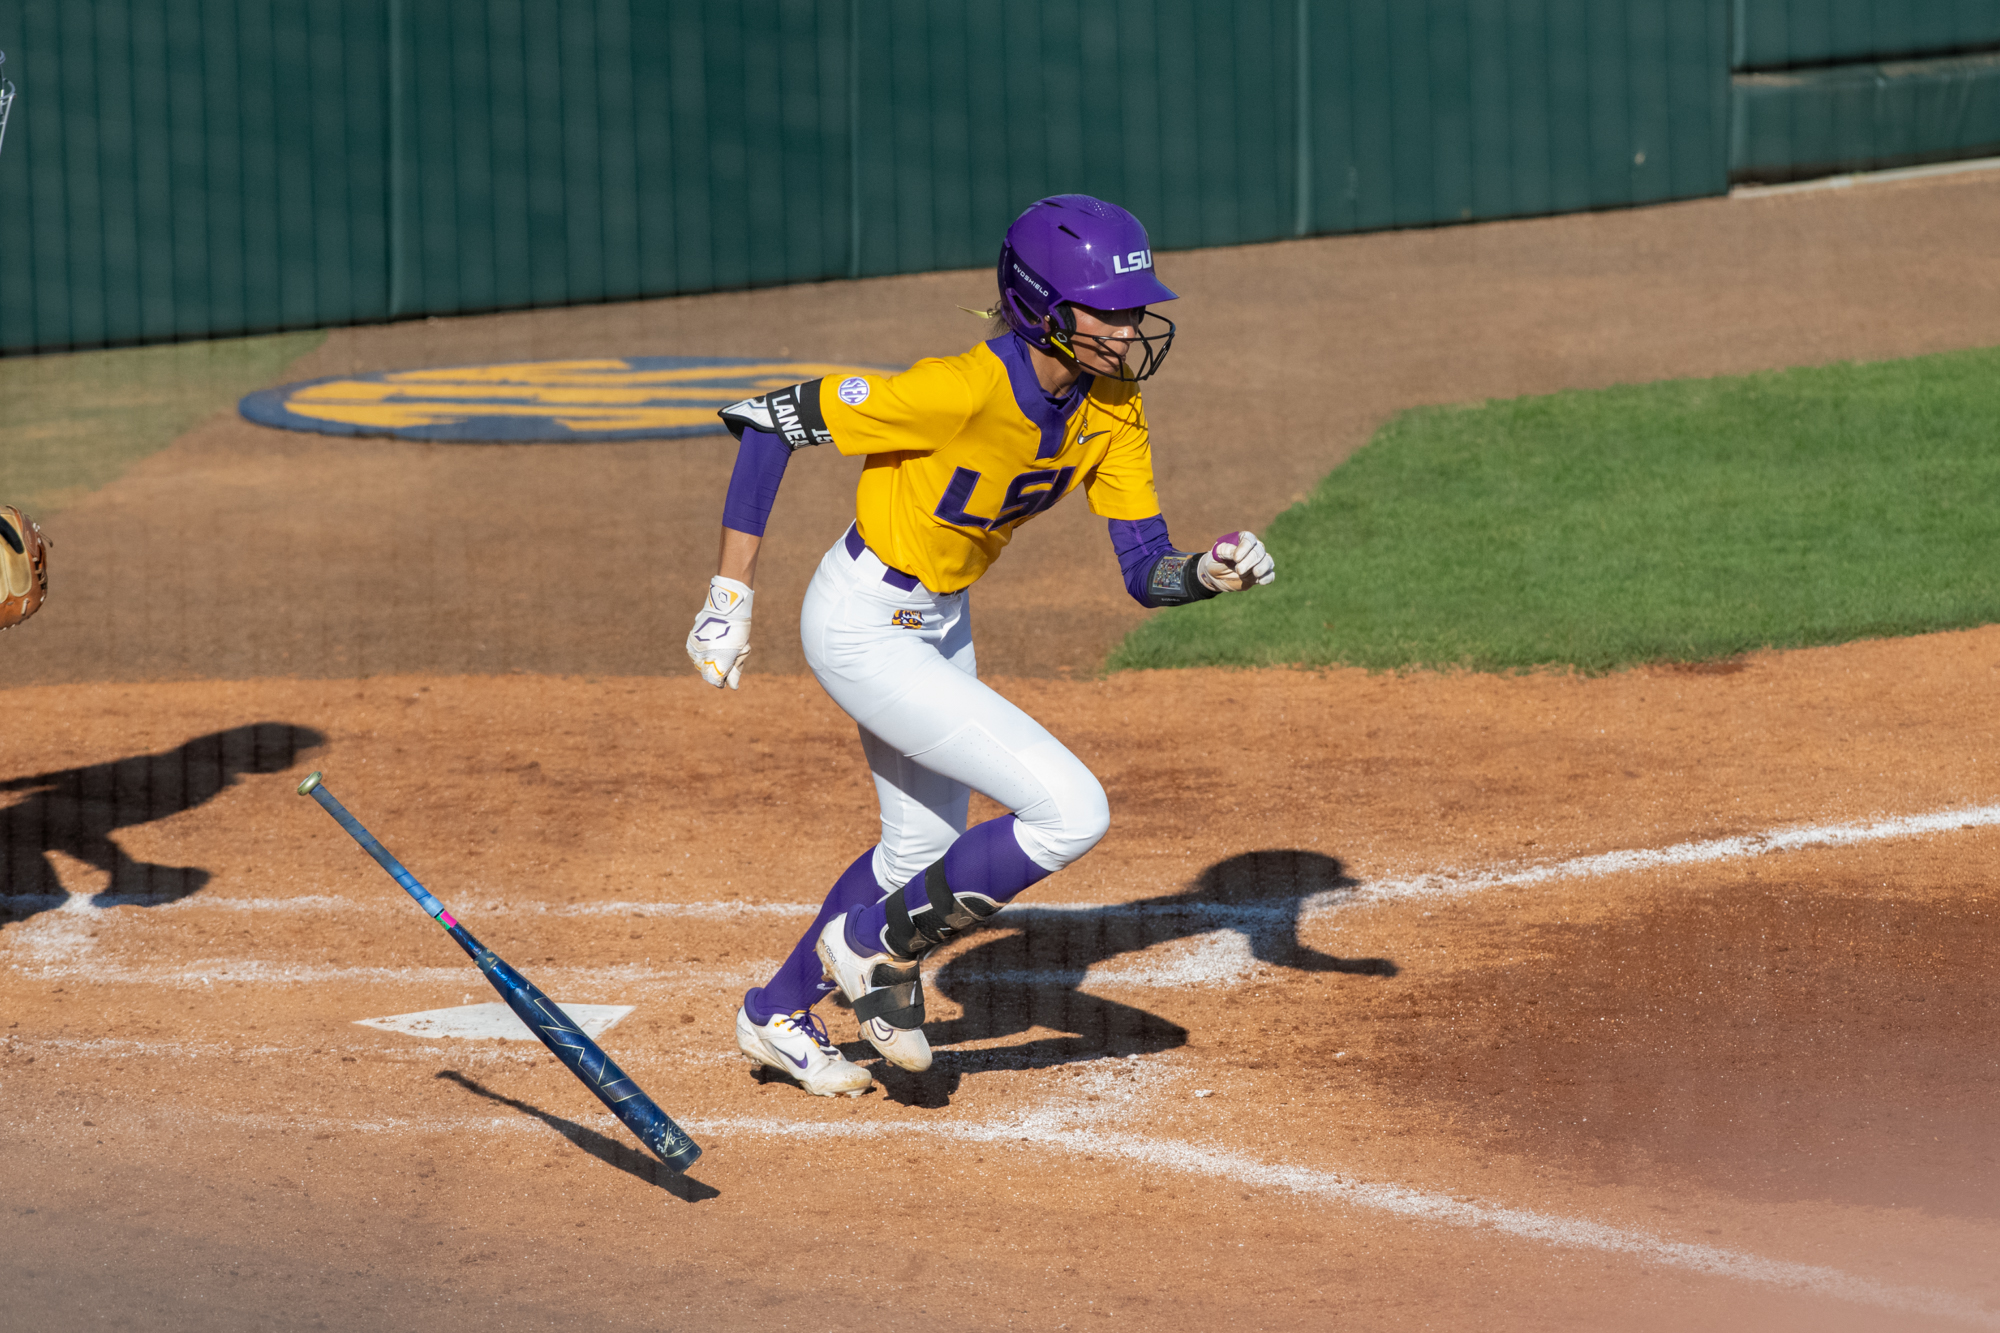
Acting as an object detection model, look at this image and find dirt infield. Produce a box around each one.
[5,632,1999,1329]
[5,171,2000,1330]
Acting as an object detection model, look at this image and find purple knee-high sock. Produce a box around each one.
[744,849,884,1023]
[842,815,1052,957]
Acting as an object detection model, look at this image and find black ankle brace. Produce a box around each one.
[882,859,1001,960]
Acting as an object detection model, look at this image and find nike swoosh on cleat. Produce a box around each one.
[785,1049,810,1070]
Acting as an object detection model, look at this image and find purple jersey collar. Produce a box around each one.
[988,333,1089,460]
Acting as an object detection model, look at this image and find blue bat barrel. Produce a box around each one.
[478,950,703,1172]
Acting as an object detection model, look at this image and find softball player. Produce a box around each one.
[688,195,1276,1096]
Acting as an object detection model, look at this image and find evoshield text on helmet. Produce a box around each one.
[996,195,1178,382]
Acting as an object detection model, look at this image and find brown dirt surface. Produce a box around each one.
[5,627,2000,1330]
[6,172,2000,1330]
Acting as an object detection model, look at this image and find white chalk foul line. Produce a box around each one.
[1320,801,2000,912]
[5,1033,748,1068]
[10,801,1999,993]
[0,893,813,918]
[13,801,1998,925]
[693,1113,1996,1327]
[2,956,779,989]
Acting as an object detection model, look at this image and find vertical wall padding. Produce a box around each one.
[1730,1,2000,182]
[0,0,392,351]
[1307,0,1728,233]
[1735,0,2000,71]
[1733,51,2000,181]
[0,0,1733,354]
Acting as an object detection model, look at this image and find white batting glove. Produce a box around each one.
[686,576,754,689]
[1196,530,1276,593]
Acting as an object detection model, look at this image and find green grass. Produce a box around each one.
[1111,346,2000,673]
[0,331,323,514]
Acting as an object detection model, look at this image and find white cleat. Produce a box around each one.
[816,912,933,1072]
[734,1005,874,1097]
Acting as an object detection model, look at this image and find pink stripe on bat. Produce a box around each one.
[436,909,459,927]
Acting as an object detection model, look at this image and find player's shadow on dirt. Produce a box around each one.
[435,1070,718,1202]
[867,848,1397,1106]
[0,722,326,921]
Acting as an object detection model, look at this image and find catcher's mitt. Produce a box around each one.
[0,505,51,630]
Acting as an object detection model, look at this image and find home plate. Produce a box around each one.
[355,1002,634,1041]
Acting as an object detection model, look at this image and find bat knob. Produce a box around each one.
[296,771,323,796]
[651,1125,703,1173]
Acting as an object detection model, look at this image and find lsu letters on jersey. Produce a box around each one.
[814,335,1160,593]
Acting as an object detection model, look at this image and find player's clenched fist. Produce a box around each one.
[1196,530,1275,593]
[687,575,754,689]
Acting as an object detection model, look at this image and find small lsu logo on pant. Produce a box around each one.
[890,609,925,630]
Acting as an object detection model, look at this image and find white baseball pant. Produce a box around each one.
[800,527,1110,893]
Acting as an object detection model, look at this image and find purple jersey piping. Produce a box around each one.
[987,333,1089,460]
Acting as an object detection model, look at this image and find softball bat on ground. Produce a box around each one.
[297,771,700,1173]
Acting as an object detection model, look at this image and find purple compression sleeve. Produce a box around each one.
[936,815,1052,902]
[1109,514,1176,606]
[720,426,792,537]
[843,816,1052,957]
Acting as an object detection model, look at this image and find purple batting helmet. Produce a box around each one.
[997,195,1178,381]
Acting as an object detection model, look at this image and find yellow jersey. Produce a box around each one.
[814,335,1161,593]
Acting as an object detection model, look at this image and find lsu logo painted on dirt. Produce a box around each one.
[890,610,925,630]
[238,357,879,444]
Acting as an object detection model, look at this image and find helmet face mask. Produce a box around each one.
[1047,303,1176,383]
[997,194,1178,381]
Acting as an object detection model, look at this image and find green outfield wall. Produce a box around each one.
[1735,0,2000,69]
[0,2,1993,354]
[1730,0,2000,181]
[0,0,1732,352]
